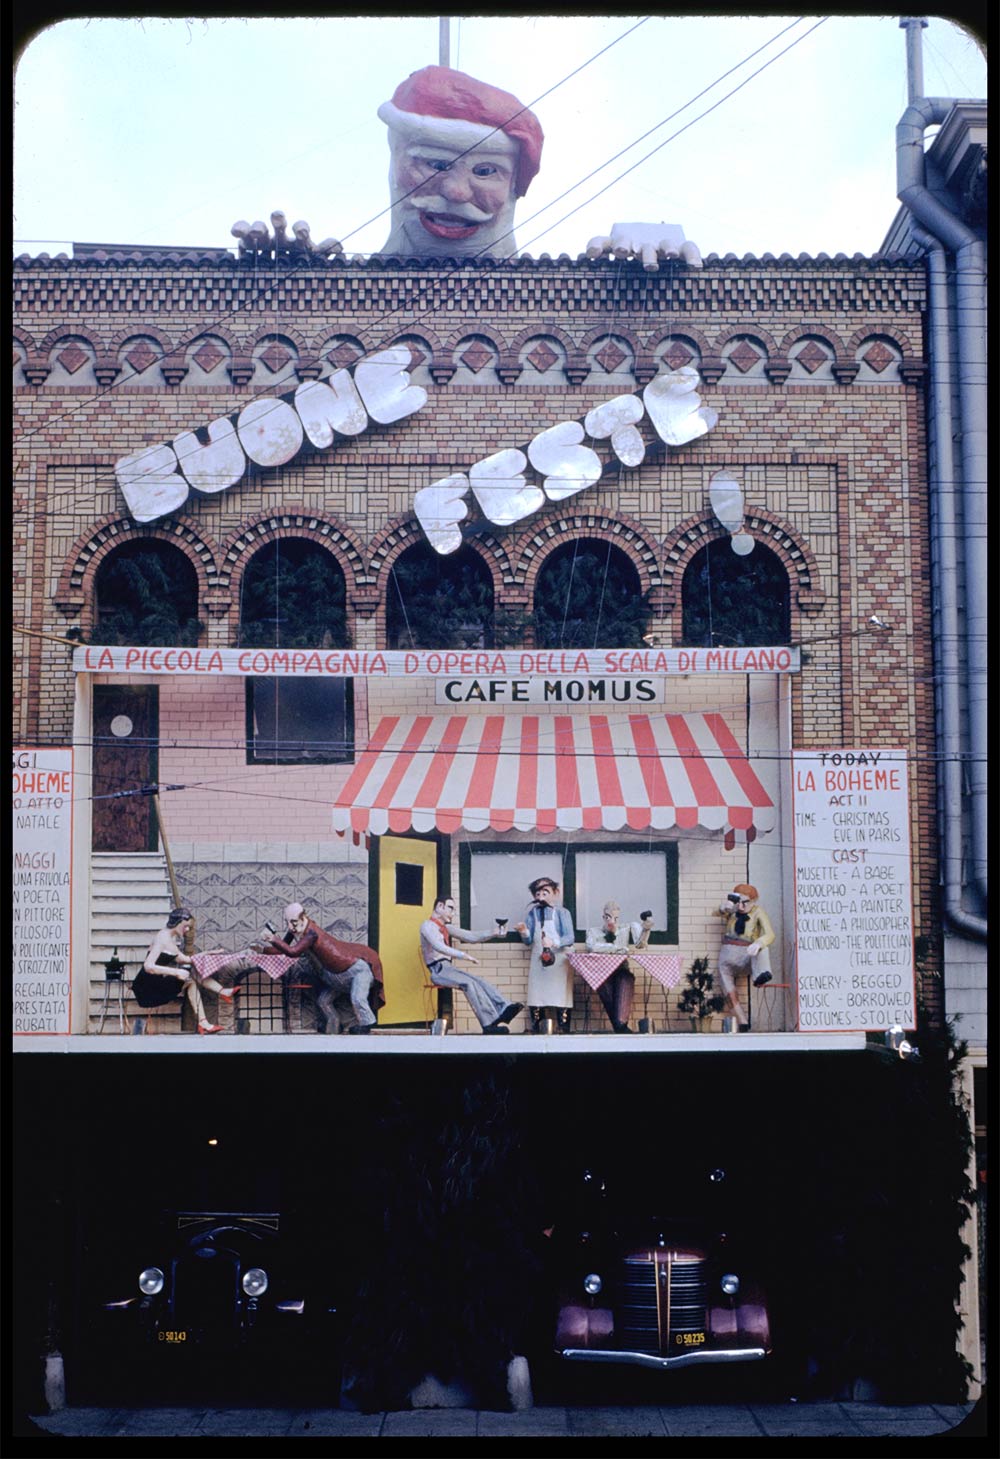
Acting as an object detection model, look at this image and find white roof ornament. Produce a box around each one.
[587,222,703,270]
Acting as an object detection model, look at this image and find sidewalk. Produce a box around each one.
[26,1399,980,1440]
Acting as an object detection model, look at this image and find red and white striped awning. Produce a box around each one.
[332,713,775,841]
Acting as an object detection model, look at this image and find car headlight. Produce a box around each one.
[138,1267,164,1296]
[720,1272,740,1297]
[583,1273,603,1296]
[242,1267,269,1297]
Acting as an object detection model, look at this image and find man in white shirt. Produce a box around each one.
[420,895,522,1034]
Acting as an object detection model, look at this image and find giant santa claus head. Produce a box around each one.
[377,65,543,259]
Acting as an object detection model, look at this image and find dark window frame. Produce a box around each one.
[385,542,499,651]
[680,537,791,648]
[532,537,651,650]
[458,840,679,945]
[93,539,202,647]
[244,676,355,766]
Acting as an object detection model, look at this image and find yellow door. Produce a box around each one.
[377,836,439,1025]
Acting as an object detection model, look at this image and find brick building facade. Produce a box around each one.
[14,212,990,1410]
[13,249,939,1036]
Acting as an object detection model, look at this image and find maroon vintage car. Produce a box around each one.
[552,1169,771,1371]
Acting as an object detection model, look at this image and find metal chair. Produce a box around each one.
[753,980,792,1032]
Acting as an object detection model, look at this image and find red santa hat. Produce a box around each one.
[378,65,543,197]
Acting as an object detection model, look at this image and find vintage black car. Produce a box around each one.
[101,1210,309,1350]
[552,1169,771,1372]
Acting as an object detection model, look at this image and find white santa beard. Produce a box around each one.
[381,174,519,259]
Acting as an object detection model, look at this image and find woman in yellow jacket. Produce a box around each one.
[716,882,774,1031]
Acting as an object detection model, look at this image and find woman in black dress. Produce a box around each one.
[131,907,231,1033]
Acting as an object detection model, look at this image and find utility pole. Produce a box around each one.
[439,16,450,68]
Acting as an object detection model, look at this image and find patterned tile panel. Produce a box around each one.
[174,862,370,950]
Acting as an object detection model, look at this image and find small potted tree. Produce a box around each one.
[676,956,726,1032]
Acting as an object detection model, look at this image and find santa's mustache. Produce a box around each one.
[406,195,495,224]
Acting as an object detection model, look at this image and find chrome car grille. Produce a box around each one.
[172,1253,241,1329]
[618,1254,708,1353]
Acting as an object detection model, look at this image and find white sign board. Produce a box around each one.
[434,677,665,706]
[792,750,915,1032]
[13,748,74,1034]
[74,645,799,678]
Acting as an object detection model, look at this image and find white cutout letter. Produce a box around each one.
[237,397,305,466]
[294,373,368,446]
[415,475,471,556]
[354,346,427,424]
[643,366,718,447]
[469,449,542,526]
[116,445,189,522]
[528,422,602,502]
[174,418,246,494]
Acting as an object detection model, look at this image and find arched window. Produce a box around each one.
[238,539,347,649]
[238,539,352,765]
[386,544,500,649]
[93,540,201,646]
[681,539,790,646]
[533,539,649,649]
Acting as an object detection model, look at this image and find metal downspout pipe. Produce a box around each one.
[910,225,986,942]
[897,98,987,938]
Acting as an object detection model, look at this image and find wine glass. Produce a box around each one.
[495,916,509,936]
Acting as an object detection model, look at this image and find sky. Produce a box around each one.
[12,13,987,264]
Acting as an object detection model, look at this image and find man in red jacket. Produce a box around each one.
[257,902,385,1035]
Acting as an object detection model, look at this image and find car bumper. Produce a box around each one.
[557,1345,768,1370]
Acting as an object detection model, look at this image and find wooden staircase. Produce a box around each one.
[89,852,175,1033]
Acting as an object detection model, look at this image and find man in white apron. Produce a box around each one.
[516,877,576,1034]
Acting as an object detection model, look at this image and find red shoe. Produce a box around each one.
[198,1022,223,1035]
[217,987,239,1002]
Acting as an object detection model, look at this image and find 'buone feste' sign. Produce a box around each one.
[113,347,717,555]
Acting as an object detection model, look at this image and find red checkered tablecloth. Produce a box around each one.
[190,949,295,984]
[567,952,628,991]
[629,952,683,988]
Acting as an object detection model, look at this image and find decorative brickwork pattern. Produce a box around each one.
[12,253,938,1025]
